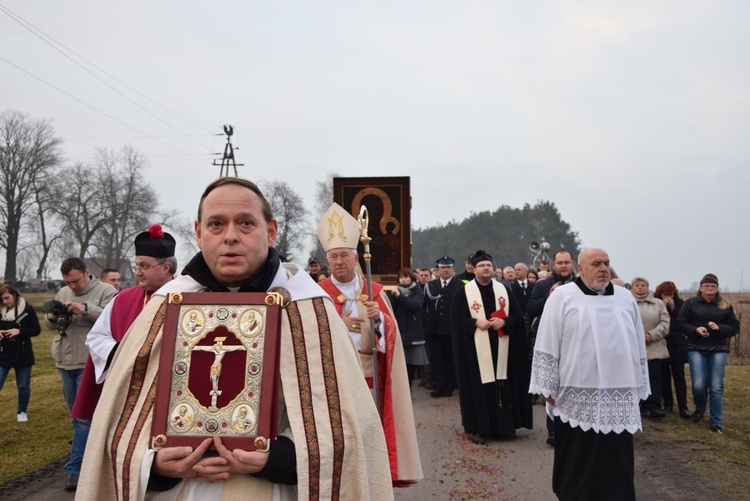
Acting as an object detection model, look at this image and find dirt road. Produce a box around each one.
[0,384,730,500]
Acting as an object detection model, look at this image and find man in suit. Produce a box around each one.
[424,256,463,398]
[511,262,534,313]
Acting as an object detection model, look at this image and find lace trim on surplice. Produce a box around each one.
[530,351,649,434]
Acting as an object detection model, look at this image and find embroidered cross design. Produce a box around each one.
[471,300,482,313]
[498,297,506,310]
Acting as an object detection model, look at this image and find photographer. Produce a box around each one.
[44,257,116,491]
[0,284,41,422]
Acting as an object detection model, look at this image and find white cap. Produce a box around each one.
[317,202,360,253]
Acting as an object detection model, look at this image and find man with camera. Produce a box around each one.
[43,257,116,490]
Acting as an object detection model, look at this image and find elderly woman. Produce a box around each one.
[677,274,739,433]
[654,281,690,419]
[632,277,670,419]
[0,284,41,422]
[388,268,428,387]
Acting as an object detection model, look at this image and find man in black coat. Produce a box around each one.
[424,256,463,397]
[510,262,535,313]
[452,250,533,443]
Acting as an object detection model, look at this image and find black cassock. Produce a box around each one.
[451,280,533,438]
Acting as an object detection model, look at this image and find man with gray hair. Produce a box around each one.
[68,224,177,491]
[529,248,649,500]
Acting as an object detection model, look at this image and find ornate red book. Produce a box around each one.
[150,291,283,452]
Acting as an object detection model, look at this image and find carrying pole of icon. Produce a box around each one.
[213,125,244,177]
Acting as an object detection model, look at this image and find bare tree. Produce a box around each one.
[55,163,110,260]
[310,172,338,261]
[263,180,308,261]
[55,145,163,268]
[0,110,62,282]
[92,145,158,270]
[28,170,64,280]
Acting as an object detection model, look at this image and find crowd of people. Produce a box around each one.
[0,177,741,500]
[307,245,740,500]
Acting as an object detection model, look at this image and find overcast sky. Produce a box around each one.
[2,1,749,291]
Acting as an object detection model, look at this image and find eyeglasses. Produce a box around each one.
[132,262,163,272]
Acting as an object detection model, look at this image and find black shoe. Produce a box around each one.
[710,425,723,434]
[663,405,673,414]
[690,410,704,423]
[64,473,79,491]
[471,433,486,444]
[441,389,453,397]
[641,408,666,419]
[679,408,692,419]
[546,436,555,446]
[430,389,442,398]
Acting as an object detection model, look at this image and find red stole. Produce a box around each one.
[318,277,405,484]
[71,287,153,420]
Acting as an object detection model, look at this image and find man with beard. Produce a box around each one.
[452,250,533,444]
[78,178,393,500]
[529,248,649,501]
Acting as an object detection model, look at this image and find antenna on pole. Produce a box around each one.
[213,125,244,177]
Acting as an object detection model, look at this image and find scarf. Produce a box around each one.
[397,282,418,297]
[181,248,281,293]
[1,297,26,322]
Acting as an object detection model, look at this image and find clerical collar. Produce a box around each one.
[181,248,281,293]
[575,276,614,296]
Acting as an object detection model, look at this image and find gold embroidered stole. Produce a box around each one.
[465,280,510,383]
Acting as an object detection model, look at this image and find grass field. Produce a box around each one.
[1,293,749,495]
[1,293,73,484]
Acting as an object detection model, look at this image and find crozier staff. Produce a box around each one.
[317,202,423,487]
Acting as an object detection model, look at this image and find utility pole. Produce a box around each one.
[213,125,244,177]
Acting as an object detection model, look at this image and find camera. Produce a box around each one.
[42,299,73,332]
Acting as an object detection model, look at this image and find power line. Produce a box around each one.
[65,134,220,141]
[0,54,207,163]
[0,3,214,153]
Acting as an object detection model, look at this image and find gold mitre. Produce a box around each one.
[317,202,360,253]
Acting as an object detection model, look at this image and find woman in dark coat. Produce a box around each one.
[0,284,41,422]
[388,268,428,387]
[677,273,739,433]
[654,281,690,419]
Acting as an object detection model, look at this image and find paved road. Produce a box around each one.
[0,384,689,501]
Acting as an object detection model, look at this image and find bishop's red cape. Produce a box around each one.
[318,277,423,486]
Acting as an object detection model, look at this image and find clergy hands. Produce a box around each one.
[476,318,491,330]
[363,300,380,320]
[543,396,556,405]
[205,436,269,476]
[344,315,364,332]
[489,317,505,331]
[153,438,214,479]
